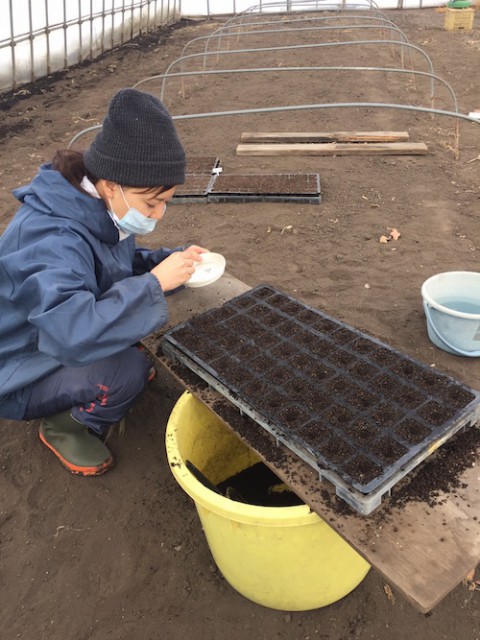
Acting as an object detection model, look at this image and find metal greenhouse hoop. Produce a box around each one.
[158,40,436,102]
[69,102,479,159]
[230,0,385,22]
[134,65,458,132]
[181,24,412,67]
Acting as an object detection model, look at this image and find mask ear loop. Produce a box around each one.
[109,185,128,222]
[107,189,122,224]
[119,185,130,209]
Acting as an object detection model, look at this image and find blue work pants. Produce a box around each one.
[23,347,150,435]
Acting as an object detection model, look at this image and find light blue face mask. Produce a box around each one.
[109,186,158,236]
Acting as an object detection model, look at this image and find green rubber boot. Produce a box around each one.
[39,411,114,476]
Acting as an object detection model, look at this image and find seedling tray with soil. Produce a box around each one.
[185,156,221,174]
[172,156,221,203]
[208,173,321,204]
[162,285,480,515]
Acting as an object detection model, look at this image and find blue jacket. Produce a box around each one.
[0,164,174,419]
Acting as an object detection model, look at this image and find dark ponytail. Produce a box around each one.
[51,149,98,194]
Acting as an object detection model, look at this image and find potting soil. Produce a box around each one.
[217,461,304,507]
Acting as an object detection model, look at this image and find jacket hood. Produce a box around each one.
[13,163,118,244]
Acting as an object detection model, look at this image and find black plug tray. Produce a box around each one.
[162,285,480,515]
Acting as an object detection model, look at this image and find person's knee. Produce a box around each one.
[116,348,151,400]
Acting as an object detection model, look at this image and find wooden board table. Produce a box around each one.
[143,274,480,614]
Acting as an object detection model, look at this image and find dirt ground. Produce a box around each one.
[1,8,480,640]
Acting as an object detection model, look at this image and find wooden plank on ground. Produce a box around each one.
[240,131,410,143]
[144,275,480,614]
[236,142,428,156]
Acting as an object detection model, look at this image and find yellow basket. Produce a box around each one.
[444,7,475,30]
[165,391,370,611]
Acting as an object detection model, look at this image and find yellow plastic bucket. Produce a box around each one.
[165,391,370,611]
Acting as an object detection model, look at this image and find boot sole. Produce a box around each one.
[39,430,114,476]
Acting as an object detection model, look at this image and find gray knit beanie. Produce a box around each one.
[84,88,186,187]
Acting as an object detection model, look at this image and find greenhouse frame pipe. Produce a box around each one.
[173,102,474,158]
[28,0,35,82]
[0,9,141,49]
[69,102,480,161]
[229,0,384,25]
[181,23,410,64]
[239,0,383,10]
[66,0,72,64]
[227,6,389,29]
[183,14,408,72]
[46,0,52,70]
[172,38,433,73]
[233,4,386,23]
[133,65,459,116]
[210,12,399,33]
[227,5,388,31]
[90,0,94,59]
[216,25,409,74]
[130,0,135,40]
[0,1,176,53]
[8,0,15,89]
[162,40,435,102]
[235,0,383,18]
[228,17,409,72]
[223,8,388,26]
[111,2,115,49]
[203,13,403,50]
[78,0,83,59]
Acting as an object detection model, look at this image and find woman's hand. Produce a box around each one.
[151,245,208,292]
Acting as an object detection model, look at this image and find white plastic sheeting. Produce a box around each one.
[1,0,180,93]
[180,0,442,15]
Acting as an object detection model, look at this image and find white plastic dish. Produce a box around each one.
[186,252,226,288]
